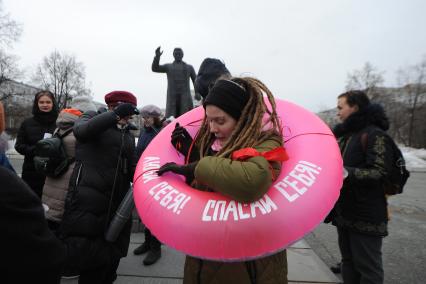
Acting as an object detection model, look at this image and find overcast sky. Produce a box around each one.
[4,0,426,112]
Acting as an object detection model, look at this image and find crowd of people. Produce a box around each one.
[0,55,398,284]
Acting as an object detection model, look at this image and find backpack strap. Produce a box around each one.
[57,128,75,164]
[359,125,379,153]
[56,127,74,139]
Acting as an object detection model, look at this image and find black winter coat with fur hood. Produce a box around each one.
[15,96,58,197]
[331,104,393,236]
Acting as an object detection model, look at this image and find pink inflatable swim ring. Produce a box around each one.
[133,99,343,261]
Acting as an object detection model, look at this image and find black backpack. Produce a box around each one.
[34,128,74,177]
[360,130,410,195]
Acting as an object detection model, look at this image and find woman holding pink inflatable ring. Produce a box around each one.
[157,77,289,284]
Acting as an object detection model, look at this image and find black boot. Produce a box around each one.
[143,248,161,266]
[330,262,341,273]
[133,242,150,255]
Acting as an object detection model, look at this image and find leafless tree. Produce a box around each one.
[0,1,22,101]
[346,62,385,98]
[0,1,22,48]
[0,50,22,101]
[32,50,90,109]
[396,56,426,147]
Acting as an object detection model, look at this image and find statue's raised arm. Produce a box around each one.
[152,46,166,73]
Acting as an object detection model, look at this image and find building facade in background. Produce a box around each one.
[0,80,40,137]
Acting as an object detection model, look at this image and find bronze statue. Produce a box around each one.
[152,47,197,118]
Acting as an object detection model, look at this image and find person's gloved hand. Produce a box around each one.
[157,162,198,184]
[171,123,193,156]
[323,207,336,224]
[114,103,139,118]
[97,106,108,114]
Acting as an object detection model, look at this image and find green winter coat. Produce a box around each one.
[184,137,288,284]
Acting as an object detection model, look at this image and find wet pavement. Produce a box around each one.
[305,171,426,284]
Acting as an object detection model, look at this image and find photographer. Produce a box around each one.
[60,91,139,283]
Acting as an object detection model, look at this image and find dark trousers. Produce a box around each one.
[63,237,123,284]
[145,228,161,250]
[78,258,120,284]
[337,227,384,284]
[4,270,62,284]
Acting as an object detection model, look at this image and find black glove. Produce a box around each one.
[114,103,139,118]
[171,123,193,156]
[157,162,198,184]
[323,207,336,224]
[97,106,108,114]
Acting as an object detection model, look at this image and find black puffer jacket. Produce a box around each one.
[15,100,58,197]
[331,104,393,236]
[0,166,66,283]
[60,111,136,271]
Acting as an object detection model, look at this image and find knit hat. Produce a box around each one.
[140,105,162,117]
[203,79,249,121]
[61,108,83,117]
[104,91,137,107]
[70,95,97,112]
[56,108,82,129]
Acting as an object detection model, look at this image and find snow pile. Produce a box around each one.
[400,146,426,171]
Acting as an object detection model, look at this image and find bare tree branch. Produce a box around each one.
[0,1,22,48]
[397,56,426,147]
[346,62,385,97]
[32,50,90,109]
[0,49,21,100]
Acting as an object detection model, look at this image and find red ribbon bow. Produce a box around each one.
[232,147,289,162]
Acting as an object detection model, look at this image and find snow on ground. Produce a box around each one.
[400,146,426,171]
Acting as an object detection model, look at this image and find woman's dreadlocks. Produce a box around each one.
[195,77,283,158]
